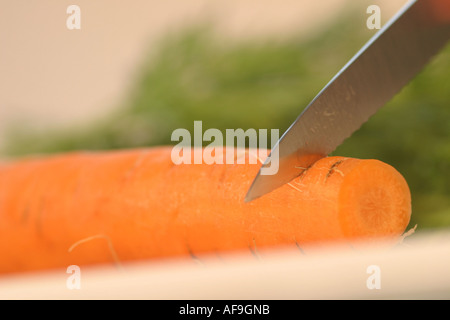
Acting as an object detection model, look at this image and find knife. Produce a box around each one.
[245,0,450,202]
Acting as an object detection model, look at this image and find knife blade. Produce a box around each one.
[245,0,450,202]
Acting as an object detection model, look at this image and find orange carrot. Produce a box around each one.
[0,147,411,274]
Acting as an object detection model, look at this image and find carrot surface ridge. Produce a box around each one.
[0,147,411,274]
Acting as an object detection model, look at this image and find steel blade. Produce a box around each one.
[245,0,450,202]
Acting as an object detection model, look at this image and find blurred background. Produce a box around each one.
[1,0,449,230]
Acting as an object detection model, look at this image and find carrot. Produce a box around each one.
[0,147,411,274]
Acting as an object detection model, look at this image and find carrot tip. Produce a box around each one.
[338,160,412,240]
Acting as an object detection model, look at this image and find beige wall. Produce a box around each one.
[0,0,407,146]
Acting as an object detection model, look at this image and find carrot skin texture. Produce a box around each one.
[0,148,411,274]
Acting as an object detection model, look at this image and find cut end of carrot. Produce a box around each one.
[338,159,412,241]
